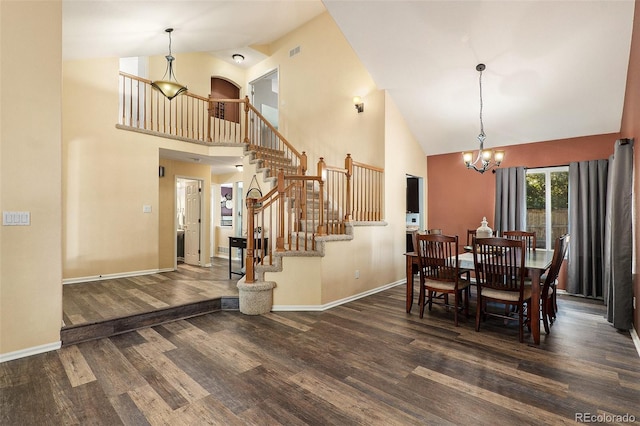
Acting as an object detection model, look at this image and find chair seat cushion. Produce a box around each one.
[424,278,470,292]
[481,286,532,302]
[524,282,555,299]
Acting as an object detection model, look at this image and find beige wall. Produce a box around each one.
[384,93,429,272]
[256,13,423,306]
[248,12,382,168]
[268,86,426,308]
[158,159,214,269]
[0,1,63,354]
[63,54,246,280]
[64,58,161,278]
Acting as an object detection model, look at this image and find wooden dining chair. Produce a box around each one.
[466,229,476,246]
[414,233,470,326]
[473,237,530,342]
[503,230,537,250]
[539,233,570,333]
[426,228,442,235]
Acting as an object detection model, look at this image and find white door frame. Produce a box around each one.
[175,176,205,269]
[249,67,279,127]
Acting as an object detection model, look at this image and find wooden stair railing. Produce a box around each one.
[206,95,308,177]
[238,96,307,177]
[350,158,384,221]
[245,155,384,283]
[117,73,384,284]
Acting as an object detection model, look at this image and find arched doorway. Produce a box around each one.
[210,77,240,123]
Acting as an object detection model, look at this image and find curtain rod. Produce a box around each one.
[493,164,570,173]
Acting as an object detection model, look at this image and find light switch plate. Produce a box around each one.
[143,205,152,213]
[3,211,30,226]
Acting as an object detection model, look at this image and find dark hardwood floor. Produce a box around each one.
[2,285,639,425]
[63,258,240,327]
[60,258,241,345]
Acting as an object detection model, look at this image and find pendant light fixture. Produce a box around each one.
[462,64,504,173]
[151,28,188,101]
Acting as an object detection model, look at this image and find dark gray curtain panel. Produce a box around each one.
[567,159,608,297]
[605,139,634,330]
[494,167,526,237]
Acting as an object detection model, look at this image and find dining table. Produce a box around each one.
[405,249,555,345]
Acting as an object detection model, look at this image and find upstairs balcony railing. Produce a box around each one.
[118,72,305,176]
[119,72,212,142]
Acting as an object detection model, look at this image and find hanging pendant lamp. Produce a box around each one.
[151,28,188,101]
[462,64,504,173]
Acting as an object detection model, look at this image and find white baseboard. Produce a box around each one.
[63,268,174,285]
[631,326,640,358]
[0,341,61,363]
[272,280,405,312]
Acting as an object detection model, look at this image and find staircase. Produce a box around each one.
[116,73,384,297]
[250,145,300,177]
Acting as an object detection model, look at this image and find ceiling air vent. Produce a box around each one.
[289,46,301,58]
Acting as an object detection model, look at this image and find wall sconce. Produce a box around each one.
[232,54,245,64]
[353,96,364,113]
[235,164,244,172]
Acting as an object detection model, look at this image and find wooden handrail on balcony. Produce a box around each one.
[119,74,307,177]
[118,72,211,143]
[245,155,384,283]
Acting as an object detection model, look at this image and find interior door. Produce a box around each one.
[184,180,201,265]
[250,69,279,128]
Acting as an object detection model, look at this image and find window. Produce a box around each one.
[525,167,569,250]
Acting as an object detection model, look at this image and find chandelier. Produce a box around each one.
[151,28,188,101]
[462,63,504,173]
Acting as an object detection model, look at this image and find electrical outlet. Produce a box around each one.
[355,270,360,279]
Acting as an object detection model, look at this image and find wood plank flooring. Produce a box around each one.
[3,285,639,425]
[62,259,240,327]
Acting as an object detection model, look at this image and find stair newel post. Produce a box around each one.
[317,158,327,236]
[345,153,353,222]
[299,151,307,175]
[276,169,286,252]
[243,96,250,143]
[206,95,213,142]
[245,197,256,283]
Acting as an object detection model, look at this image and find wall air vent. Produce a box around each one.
[289,46,301,57]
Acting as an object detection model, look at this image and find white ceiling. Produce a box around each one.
[63,0,635,165]
[159,149,245,174]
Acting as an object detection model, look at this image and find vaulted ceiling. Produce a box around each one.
[63,0,635,158]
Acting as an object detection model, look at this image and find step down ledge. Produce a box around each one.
[60,297,239,346]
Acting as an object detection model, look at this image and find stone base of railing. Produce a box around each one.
[237,279,276,315]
